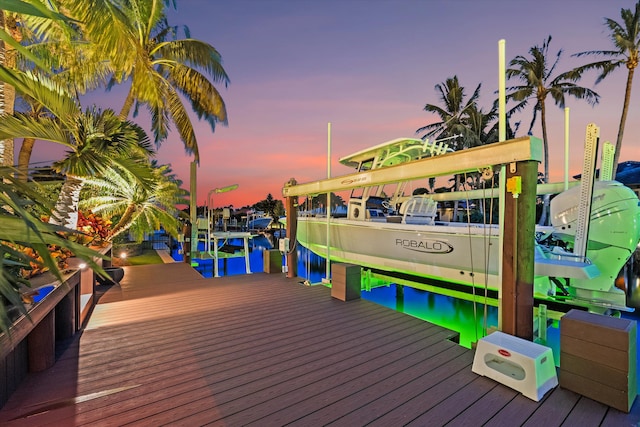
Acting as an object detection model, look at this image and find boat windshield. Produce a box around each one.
[358,158,374,172]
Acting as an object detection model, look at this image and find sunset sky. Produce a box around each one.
[31,0,640,208]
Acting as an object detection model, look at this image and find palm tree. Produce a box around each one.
[572,2,640,178]
[417,76,495,221]
[0,0,73,166]
[0,166,105,333]
[0,66,154,229]
[416,76,482,149]
[10,0,126,180]
[49,108,154,230]
[67,0,230,162]
[505,35,600,224]
[79,161,187,241]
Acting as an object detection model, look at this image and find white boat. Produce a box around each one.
[295,136,640,314]
[247,211,273,231]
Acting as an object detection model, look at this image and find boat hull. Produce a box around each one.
[298,218,500,289]
[248,217,273,230]
[297,215,632,312]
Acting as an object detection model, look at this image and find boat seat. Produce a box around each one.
[401,196,437,225]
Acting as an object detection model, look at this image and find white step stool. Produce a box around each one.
[472,331,558,401]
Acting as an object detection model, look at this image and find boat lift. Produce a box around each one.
[282,127,627,336]
[209,231,253,277]
[197,184,253,277]
[195,221,253,277]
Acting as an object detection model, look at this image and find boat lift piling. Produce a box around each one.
[284,178,298,279]
[502,160,538,340]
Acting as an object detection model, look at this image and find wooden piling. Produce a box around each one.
[285,178,298,279]
[502,160,537,340]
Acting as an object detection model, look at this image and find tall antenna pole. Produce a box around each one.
[325,122,332,283]
[498,39,506,330]
[190,161,198,259]
[564,107,570,191]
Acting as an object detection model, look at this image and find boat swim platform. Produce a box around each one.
[0,263,637,426]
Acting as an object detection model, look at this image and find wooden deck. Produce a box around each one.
[0,262,638,426]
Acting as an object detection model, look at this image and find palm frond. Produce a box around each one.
[165,88,198,160]
[154,38,230,84]
[167,63,228,125]
[0,166,107,333]
[0,114,72,147]
[65,0,138,75]
[0,66,79,121]
[1,0,72,21]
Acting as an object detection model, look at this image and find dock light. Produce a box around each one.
[120,252,127,259]
[79,263,87,270]
[206,184,239,234]
[207,184,239,212]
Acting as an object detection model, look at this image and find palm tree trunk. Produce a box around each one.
[49,175,84,229]
[0,82,16,167]
[612,67,636,180]
[108,204,138,240]
[0,11,20,167]
[0,10,8,166]
[119,85,136,121]
[538,100,550,226]
[17,137,35,183]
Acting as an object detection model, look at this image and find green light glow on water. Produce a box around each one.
[361,284,498,349]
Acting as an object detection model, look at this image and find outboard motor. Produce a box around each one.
[550,181,640,299]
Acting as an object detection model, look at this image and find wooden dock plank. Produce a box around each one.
[521,387,580,426]
[71,310,427,425]
[286,343,468,427]
[445,379,518,426]
[0,263,638,426]
[325,351,474,426]
[139,326,454,426]
[366,356,479,426]
[483,393,551,426]
[560,396,608,427]
[405,376,499,426]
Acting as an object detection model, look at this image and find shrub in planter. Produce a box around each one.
[97,267,125,286]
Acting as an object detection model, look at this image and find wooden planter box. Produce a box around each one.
[559,309,637,412]
[331,264,361,301]
[263,249,282,274]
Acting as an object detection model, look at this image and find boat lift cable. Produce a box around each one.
[482,174,497,337]
[463,172,479,343]
[466,170,496,343]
